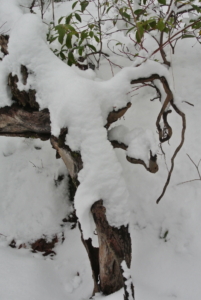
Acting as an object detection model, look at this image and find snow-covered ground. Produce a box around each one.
[0,1,201,300]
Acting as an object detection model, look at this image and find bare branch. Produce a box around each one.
[105,102,132,129]
[126,152,158,173]
[130,73,186,202]
[156,101,186,203]
[182,101,194,107]
[111,140,158,173]
[131,74,173,143]
[177,179,201,185]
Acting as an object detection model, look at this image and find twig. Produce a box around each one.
[187,154,201,179]
[52,0,55,26]
[159,143,169,172]
[29,161,37,168]
[156,101,186,203]
[177,179,200,186]
[177,154,201,185]
[182,101,194,107]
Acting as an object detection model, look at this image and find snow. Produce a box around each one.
[0,1,201,300]
[0,8,174,241]
[108,125,157,167]
[0,137,70,242]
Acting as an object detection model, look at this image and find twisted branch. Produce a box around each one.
[130,74,186,203]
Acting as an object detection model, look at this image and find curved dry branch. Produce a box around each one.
[156,101,186,203]
[111,140,158,173]
[131,74,186,202]
[110,140,128,150]
[105,102,132,129]
[131,74,173,143]
[126,152,158,174]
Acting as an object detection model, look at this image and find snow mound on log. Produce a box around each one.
[0,6,172,242]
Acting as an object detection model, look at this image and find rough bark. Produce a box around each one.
[0,68,136,299]
[105,102,132,129]
[0,34,184,299]
[0,68,179,299]
[50,137,134,299]
[0,35,9,56]
[0,105,50,139]
[50,135,83,181]
[80,233,100,295]
[91,200,134,298]
[8,67,39,109]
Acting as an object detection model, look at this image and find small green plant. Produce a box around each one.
[47,0,201,69]
[47,1,101,66]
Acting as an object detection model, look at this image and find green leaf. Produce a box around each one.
[191,4,201,12]
[78,46,84,56]
[136,25,144,43]
[68,52,76,65]
[72,1,78,9]
[60,52,66,60]
[149,20,156,29]
[87,44,97,52]
[157,19,166,31]
[126,26,136,34]
[106,5,113,13]
[49,36,57,43]
[66,33,72,49]
[55,25,66,44]
[81,30,88,41]
[94,35,100,43]
[89,31,94,38]
[122,12,131,20]
[88,24,95,29]
[192,21,201,29]
[64,24,76,32]
[134,9,145,15]
[119,8,130,20]
[58,16,64,24]
[158,0,166,4]
[75,13,82,22]
[66,14,72,25]
[80,1,89,12]
[182,34,195,38]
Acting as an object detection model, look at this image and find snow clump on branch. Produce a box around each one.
[0,0,174,243]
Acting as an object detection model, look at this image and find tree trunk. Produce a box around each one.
[51,137,134,299]
[91,200,134,299]
[0,65,135,299]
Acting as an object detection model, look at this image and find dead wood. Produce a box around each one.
[0,105,50,139]
[131,74,173,143]
[50,136,83,181]
[126,152,158,174]
[131,74,186,202]
[0,35,9,56]
[105,102,132,129]
[8,67,39,109]
[91,200,134,299]
[111,140,158,173]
